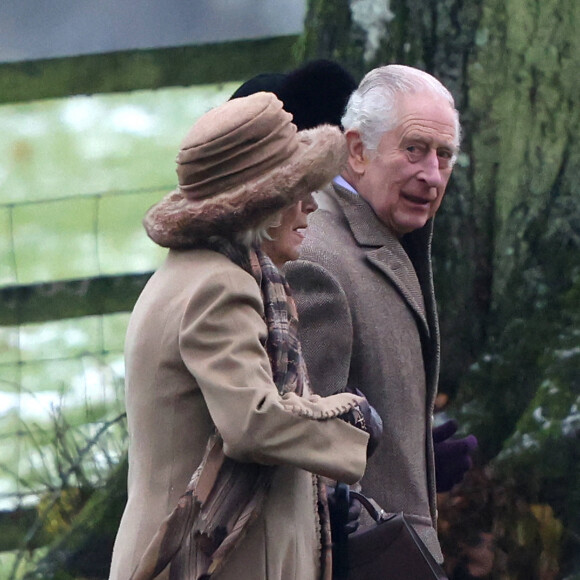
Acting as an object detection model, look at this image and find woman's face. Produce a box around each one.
[262,193,318,268]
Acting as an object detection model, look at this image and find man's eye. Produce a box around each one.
[405,145,424,163]
[406,145,423,159]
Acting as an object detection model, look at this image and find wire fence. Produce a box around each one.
[0,186,169,287]
[0,187,170,512]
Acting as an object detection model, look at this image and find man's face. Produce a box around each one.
[351,91,458,237]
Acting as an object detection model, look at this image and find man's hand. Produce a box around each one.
[433,419,478,492]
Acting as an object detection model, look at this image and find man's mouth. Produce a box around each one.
[403,193,431,205]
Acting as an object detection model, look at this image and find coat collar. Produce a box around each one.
[327,182,434,336]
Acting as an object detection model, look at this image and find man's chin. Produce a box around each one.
[391,216,430,236]
[401,208,434,231]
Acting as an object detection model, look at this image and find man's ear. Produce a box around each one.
[345,130,368,175]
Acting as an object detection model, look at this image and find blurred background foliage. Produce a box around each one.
[1,0,579,578]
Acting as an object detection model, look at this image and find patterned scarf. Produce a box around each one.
[130,241,331,580]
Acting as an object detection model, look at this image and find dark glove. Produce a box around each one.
[327,482,361,537]
[433,419,478,492]
[340,388,383,457]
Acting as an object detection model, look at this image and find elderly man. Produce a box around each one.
[285,64,464,563]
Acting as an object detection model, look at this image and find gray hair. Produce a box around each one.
[341,65,462,154]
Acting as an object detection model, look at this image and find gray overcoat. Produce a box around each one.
[285,182,443,562]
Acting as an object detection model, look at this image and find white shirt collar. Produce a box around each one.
[333,175,358,195]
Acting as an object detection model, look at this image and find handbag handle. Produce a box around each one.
[332,483,350,579]
[332,484,448,580]
[334,483,391,525]
[348,490,390,523]
[332,484,394,580]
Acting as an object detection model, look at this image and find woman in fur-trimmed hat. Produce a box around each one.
[109,93,381,580]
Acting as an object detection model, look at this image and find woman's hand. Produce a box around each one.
[339,387,383,457]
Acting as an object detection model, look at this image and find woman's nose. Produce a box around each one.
[300,193,318,214]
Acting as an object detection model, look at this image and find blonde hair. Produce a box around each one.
[234,211,283,248]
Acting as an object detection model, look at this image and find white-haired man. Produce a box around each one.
[285,64,467,563]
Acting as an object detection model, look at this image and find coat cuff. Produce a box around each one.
[279,392,364,420]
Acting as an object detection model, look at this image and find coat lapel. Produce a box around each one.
[329,183,430,338]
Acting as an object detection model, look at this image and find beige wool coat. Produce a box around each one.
[109,248,369,580]
[285,183,443,562]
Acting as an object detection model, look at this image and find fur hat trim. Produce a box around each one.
[144,124,347,248]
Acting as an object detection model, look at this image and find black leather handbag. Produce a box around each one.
[332,484,448,580]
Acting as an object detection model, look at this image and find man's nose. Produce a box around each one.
[300,194,318,214]
[419,150,446,187]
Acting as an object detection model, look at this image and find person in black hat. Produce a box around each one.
[230,59,357,131]
[229,59,358,272]
[229,61,358,283]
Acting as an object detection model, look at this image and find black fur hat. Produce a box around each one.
[229,72,286,100]
[230,59,357,131]
[277,59,357,130]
